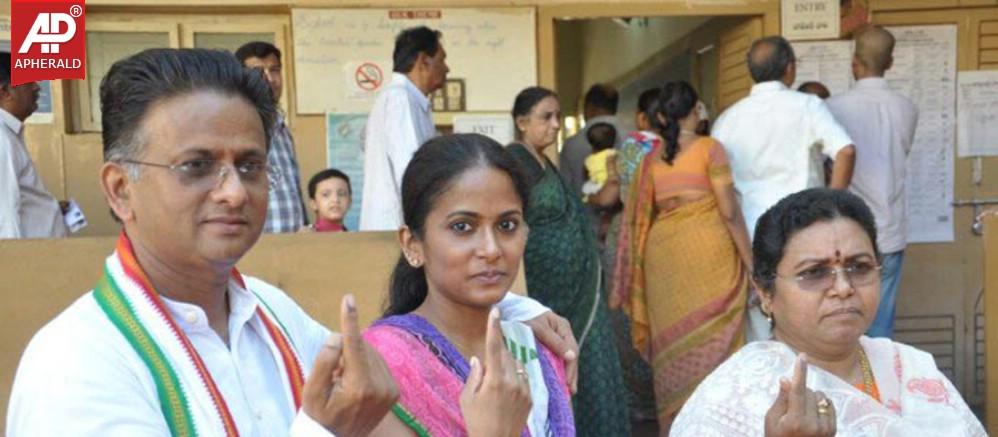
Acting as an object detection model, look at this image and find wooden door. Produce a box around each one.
[716,16,763,112]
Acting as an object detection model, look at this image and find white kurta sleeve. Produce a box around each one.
[7,305,172,436]
[0,136,22,239]
[290,411,336,436]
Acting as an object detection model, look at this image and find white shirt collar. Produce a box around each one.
[161,276,260,336]
[855,77,890,90]
[585,114,618,126]
[0,107,24,136]
[750,81,790,95]
[393,72,431,113]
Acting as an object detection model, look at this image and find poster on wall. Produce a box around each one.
[791,40,855,97]
[885,25,957,243]
[325,113,369,231]
[956,70,998,157]
[781,0,840,41]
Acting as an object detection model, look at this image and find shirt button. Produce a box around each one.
[255,410,264,421]
[185,311,198,324]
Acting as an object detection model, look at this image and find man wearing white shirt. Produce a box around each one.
[360,26,448,231]
[0,52,67,239]
[712,36,856,341]
[827,26,918,338]
[8,48,577,436]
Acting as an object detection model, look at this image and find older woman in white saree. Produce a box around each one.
[672,188,985,437]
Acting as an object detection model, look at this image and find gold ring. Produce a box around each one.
[516,369,527,377]
[817,398,831,415]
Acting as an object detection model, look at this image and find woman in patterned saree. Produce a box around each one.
[611,81,753,433]
[673,188,985,436]
[505,87,630,436]
[364,133,574,437]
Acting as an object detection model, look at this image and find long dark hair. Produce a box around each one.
[384,134,530,317]
[646,81,699,165]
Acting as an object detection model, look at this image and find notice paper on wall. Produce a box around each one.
[885,25,957,243]
[956,70,998,157]
[791,40,855,97]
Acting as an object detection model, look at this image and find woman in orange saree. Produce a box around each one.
[612,81,754,434]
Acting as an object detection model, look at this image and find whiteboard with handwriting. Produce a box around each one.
[292,8,536,115]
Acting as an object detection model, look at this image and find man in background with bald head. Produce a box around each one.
[713,36,856,238]
[712,35,857,342]
[827,25,918,339]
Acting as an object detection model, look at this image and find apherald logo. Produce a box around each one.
[11,1,86,86]
[19,10,80,54]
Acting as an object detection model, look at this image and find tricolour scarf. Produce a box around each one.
[93,232,305,436]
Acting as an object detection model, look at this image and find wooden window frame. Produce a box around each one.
[73,21,180,132]
[180,19,292,116]
[71,14,292,132]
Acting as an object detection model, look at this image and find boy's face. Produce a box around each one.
[310,177,351,223]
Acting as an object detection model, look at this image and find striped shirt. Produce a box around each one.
[264,114,307,233]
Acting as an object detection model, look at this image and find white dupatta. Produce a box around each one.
[672,336,985,436]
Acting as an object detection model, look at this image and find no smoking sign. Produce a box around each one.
[355,62,383,91]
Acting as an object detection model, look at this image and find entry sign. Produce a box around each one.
[782,0,839,41]
[11,0,86,85]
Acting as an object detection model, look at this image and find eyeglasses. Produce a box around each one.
[120,158,280,191]
[774,261,882,292]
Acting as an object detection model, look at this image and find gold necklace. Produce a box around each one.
[858,347,877,398]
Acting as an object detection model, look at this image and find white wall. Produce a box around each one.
[579,16,710,89]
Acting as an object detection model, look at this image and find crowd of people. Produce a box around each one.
[2,20,988,437]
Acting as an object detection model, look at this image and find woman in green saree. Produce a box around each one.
[505,86,630,436]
